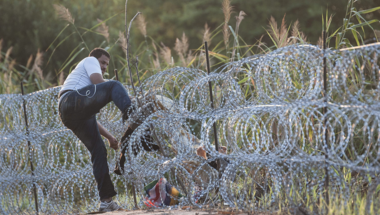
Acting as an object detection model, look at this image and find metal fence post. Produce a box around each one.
[204,41,220,153]
[20,82,39,214]
[114,69,139,209]
[322,30,330,209]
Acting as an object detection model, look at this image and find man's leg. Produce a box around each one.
[59,81,132,200]
[61,80,132,120]
[69,115,117,200]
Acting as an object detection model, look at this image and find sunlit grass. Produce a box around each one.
[0,0,379,214]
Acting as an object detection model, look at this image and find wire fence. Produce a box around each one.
[1,43,380,214]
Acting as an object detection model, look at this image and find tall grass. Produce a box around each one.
[1,1,378,94]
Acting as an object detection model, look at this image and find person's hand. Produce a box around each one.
[108,136,119,150]
[218,146,227,154]
[196,146,207,160]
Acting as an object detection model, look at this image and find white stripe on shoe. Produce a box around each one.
[99,200,122,212]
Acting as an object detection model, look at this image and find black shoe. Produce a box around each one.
[122,105,136,123]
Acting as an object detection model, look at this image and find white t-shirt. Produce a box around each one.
[60,56,102,93]
[58,57,102,105]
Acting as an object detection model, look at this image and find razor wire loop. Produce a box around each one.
[0,43,380,213]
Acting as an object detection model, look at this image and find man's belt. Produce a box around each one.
[58,90,73,99]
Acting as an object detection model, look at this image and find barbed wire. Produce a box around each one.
[0,43,379,214]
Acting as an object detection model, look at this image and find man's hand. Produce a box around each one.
[196,145,227,160]
[97,122,118,150]
[218,146,227,154]
[196,146,208,160]
[108,136,119,150]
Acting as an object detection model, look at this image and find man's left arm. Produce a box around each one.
[97,122,118,150]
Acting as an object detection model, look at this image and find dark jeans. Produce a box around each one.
[59,80,131,200]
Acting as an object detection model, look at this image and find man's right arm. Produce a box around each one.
[90,73,106,84]
[85,57,105,84]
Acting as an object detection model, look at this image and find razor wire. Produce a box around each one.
[0,43,380,214]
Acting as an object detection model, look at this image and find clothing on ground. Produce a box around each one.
[144,178,183,207]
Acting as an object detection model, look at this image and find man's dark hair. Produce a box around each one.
[89,48,110,59]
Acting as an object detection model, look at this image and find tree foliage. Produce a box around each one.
[0,0,379,93]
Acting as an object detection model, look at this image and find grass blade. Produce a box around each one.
[358,6,380,14]
[58,47,85,75]
[46,24,70,51]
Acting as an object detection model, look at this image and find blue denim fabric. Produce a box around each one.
[59,80,131,199]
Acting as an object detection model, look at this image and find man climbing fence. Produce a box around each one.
[58,48,134,212]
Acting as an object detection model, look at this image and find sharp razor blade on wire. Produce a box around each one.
[0,43,380,213]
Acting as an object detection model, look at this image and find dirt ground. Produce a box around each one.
[86,207,308,215]
[98,208,277,215]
